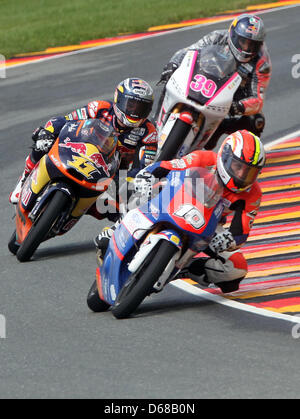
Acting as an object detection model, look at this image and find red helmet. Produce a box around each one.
[217,130,266,193]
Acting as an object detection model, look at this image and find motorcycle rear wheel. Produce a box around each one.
[87,280,110,312]
[112,240,179,319]
[156,118,192,161]
[16,190,70,262]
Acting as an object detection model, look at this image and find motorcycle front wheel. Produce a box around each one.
[112,240,179,319]
[16,190,70,262]
[156,118,192,161]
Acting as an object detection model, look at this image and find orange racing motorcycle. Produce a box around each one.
[8,119,119,262]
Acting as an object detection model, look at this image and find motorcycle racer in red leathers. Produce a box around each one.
[131,130,266,293]
[157,14,272,150]
[9,78,158,220]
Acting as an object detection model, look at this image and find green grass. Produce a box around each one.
[0,0,274,58]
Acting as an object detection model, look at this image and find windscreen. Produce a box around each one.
[199,45,237,79]
[79,119,117,157]
[184,167,223,208]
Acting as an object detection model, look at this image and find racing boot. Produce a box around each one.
[175,258,211,288]
[176,258,243,293]
[9,155,36,204]
[94,220,121,262]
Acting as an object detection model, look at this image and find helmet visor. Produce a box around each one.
[231,32,262,57]
[223,148,261,190]
[118,95,153,119]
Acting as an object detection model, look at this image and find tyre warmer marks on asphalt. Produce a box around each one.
[180,134,300,318]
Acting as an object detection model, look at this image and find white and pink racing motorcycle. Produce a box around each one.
[156,45,242,160]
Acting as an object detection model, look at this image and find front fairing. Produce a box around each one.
[15,120,120,244]
[158,47,241,154]
[48,120,120,191]
[186,45,237,105]
[99,221,142,305]
[163,45,240,115]
[139,167,224,246]
[99,205,157,305]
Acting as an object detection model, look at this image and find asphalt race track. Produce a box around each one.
[0,6,300,399]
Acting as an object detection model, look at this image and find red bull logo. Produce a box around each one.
[60,138,87,154]
[89,153,110,177]
[60,138,110,177]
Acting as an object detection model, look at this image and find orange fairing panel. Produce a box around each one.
[15,202,33,244]
[15,160,51,244]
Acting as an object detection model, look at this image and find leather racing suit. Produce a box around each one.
[141,150,262,292]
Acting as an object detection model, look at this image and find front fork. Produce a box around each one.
[159,248,198,291]
[158,105,204,156]
[127,229,184,292]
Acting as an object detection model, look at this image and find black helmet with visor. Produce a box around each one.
[113,78,154,129]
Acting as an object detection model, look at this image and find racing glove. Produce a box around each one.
[34,128,56,152]
[229,100,245,116]
[134,169,156,199]
[32,126,44,141]
[209,230,237,254]
[159,62,179,84]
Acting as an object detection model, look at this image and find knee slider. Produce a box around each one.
[204,251,248,285]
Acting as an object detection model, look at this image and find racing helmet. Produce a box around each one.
[113,78,154,128]
[217,130,266,193]
[228,14,266,63]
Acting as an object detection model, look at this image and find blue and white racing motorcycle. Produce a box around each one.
[87,167,224,318]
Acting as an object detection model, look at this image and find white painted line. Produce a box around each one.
[265,129,300,150]
[5,3,300,71]
[171,128,300,324]
[171,279,300,324]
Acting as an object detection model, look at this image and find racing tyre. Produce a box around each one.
[16,191,70,262]
[112,240,178,319]
[87,280,110,313]
[8,230,20,255]
[156,118,192,161]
